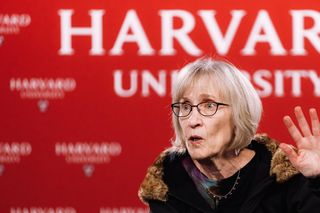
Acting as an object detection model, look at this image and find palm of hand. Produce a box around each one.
[280,107,320,178]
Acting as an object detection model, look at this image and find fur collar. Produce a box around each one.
[138,134,299,203]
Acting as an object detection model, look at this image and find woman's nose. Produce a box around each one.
[188,109,203,128]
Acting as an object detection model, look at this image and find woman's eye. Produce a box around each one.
[182,104,190,110]
[206,102,215,108]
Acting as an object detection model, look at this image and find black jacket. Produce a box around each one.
[138,135,320,213]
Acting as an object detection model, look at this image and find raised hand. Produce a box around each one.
[279,106,320,178]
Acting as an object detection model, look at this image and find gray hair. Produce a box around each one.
[171,58,262,153]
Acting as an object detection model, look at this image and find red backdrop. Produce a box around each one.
[1,1,320,213]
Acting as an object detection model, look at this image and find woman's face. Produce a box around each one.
[179,76,234,160]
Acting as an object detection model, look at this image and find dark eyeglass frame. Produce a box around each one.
[171,101,229,117]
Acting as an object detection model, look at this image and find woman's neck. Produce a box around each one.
[193,148,255,180]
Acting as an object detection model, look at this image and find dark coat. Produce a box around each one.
[138,135,320,213]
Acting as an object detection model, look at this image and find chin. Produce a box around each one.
[188,147,220,160]
[188,150,211,161]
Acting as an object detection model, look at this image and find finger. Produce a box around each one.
[294,106,312,137]
[283,115,303,145]
[310,108,320,136]
[279,143,298,166]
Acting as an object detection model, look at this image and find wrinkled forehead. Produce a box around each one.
[180,77,220,101]
[175,71,227,102]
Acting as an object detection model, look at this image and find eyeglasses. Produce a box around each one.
[171,101,229,117]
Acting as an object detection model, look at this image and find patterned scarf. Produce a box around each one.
[182,156,220,209]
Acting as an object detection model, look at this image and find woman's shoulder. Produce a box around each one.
[138,147,186,204]
[253,134,299,183]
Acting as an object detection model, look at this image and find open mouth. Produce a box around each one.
[188,135,203,142]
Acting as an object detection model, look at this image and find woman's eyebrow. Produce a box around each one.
[179,97,190,102]
[179,95,218,103]
[198,94,218,100]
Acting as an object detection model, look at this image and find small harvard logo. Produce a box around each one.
[0,142,32,176]
[10,78,76,112]
[0,13,31,46]
[55,141,122,177]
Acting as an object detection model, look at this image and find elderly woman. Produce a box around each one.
[138,58,320,213]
